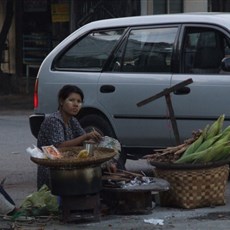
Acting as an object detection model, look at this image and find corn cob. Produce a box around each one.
[175,115,229,164]
[201,124,210,140]
[175,147,209,164]
[211,144,230,161]
[194,133,222,153]
[196,141,228,163]
[175,141,228,164]
[179,125,209,158]
[212,131,230,147]
[174,150,201,164]
[220,125,230,137]
[180,133,204,158]
[205,114,225,140]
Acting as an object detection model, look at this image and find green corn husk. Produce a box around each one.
[196,142,228,163]
[175,141,228,164]
[174,152,198,164]
[179,125,209,158]
[180,133,204,158]
[205,114,225,140]
[201,124,210,140]
[194,133,222,153]
[175,148,210,164]
[211,144,230,161]
[220,125,230,137]
[212,132,230,147]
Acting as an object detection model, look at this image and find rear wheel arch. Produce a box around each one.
[77,108,116,138]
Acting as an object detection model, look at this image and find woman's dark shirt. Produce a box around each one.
[37,111,85,148]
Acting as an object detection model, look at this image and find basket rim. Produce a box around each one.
[149,159,230,170]
[30,147,116,168]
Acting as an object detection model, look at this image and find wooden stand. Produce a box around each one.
[61,193,101,222]
[137,78,193,145]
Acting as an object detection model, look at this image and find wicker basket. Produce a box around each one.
[154,164,229,209]
[30,147,116,168]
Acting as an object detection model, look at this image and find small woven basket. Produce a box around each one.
[154,164,229,209]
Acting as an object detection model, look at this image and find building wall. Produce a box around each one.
[184,0,208,12]
[0,0,217,78]
[141,0,209,15]
[0,0,16,74]
[140,0,153,15]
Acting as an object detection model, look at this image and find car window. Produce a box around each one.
[108,27,178,73]
[54,29,125,70]
[182,27,230,74]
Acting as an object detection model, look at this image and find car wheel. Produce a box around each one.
[79,114,115,137]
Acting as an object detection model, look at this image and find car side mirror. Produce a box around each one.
[221,57,230,72]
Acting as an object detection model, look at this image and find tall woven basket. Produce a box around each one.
[154,163,229,209]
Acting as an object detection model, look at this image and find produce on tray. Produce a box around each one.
[42,146,90,160]
[144,114,230,164]
[77,149,89,158]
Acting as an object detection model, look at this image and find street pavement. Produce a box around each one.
[1,95,230,229]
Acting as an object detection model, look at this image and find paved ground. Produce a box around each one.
[1,94,230,229]
[0,94,34,112]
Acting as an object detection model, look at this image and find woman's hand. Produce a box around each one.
[86,130,102,142]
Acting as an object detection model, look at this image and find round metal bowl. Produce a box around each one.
[50,166,102,196]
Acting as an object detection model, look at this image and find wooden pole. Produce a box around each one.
[165,93,180,145]
[137,78,193,145]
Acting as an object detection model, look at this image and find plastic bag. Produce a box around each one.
[98,136,121,153]
[98,136,121,170]
[26,145,46,159]
[19,184,59,216]
[0,184,15,215]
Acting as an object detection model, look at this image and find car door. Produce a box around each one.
[98,26,179,149]
[39,28,126,114]
[171,24,230,144]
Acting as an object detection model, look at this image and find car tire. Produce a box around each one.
[79,114,115,137]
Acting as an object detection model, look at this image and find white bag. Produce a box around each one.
[98,136,121,169]
[0,193,15,215]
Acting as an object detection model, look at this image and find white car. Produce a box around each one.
[30,12,230,159]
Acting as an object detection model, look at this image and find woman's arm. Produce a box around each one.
[38,114,102,148]
[57,130,102,147]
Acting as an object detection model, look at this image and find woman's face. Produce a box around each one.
[61,92,83,116]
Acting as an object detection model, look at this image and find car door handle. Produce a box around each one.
[100,85,115,93]
[173,86,190,95]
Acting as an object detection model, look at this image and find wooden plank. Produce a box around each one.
[136,78,193,145]
[165,94,181,145]
[137,78,193,107]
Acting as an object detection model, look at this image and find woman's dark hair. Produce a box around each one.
[58,84,84,102]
